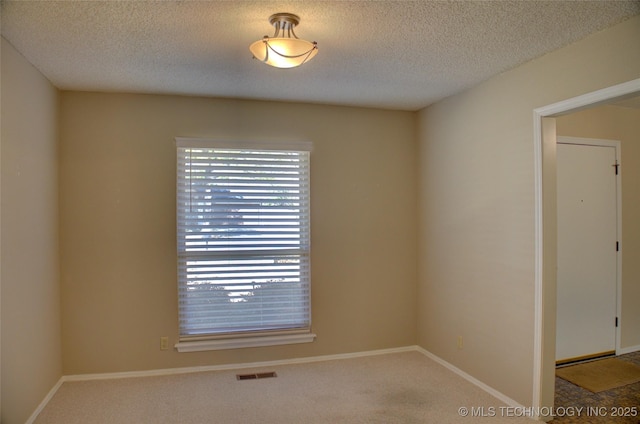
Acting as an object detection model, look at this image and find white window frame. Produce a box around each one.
[174,138,315,352]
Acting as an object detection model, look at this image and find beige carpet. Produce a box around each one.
[34,351,535,423]
[556,358,640,393]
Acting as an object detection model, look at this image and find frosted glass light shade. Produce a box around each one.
[249,37,318,69]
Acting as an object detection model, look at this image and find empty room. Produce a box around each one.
[1,1,639,423]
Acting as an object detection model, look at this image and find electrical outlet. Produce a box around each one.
[457,336,463,350]
[160,336,169,350]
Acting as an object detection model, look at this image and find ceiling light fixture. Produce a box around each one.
[249,13,318,69]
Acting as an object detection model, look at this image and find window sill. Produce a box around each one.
[175,332,317,353]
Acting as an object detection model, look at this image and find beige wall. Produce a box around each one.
[59,92,418,374]
[1,38,62,424]
[416,14,640,407]
[556,105,640,350]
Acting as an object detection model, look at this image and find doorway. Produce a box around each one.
[532,77,640,412]
[555,137,620,364]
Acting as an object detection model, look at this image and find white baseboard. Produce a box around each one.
[29,346,416,421]
[618,344,640,355]
[63,345,418,382]
[25,377,65,424]
[30,345,530,422]
[414,346,526,410]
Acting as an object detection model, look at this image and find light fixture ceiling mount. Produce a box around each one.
[249,13,318,69]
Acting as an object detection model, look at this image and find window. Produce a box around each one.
[175,138,313,351]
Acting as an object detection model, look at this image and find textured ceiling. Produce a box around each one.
[2,1,639,111]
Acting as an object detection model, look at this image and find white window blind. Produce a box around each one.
[176,139,311,339]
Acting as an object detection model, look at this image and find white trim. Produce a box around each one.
[24,377,65,424]
[618,344,640,355]
[27,347,415,420]
[30,345,532,421]
[535,79,640,117]
[175,136,313,152]
[532,108,544,411]
[63,346,417,382]
[414,347,525,411]
[532,78,640,410]
[175,332,317,352]
[556,136,620,148]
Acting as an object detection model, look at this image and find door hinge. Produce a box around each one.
[613,161,619,175]
[615,317,619,327]
[616,241,619,252]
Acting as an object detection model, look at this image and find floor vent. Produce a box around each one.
[236,371,277,381]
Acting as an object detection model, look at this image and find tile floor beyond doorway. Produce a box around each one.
[552,351,640,423]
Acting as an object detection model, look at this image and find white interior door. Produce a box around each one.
[556,139,618,362]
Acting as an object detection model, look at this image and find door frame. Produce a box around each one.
[556,136,622,361]
[532,77,640,412]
